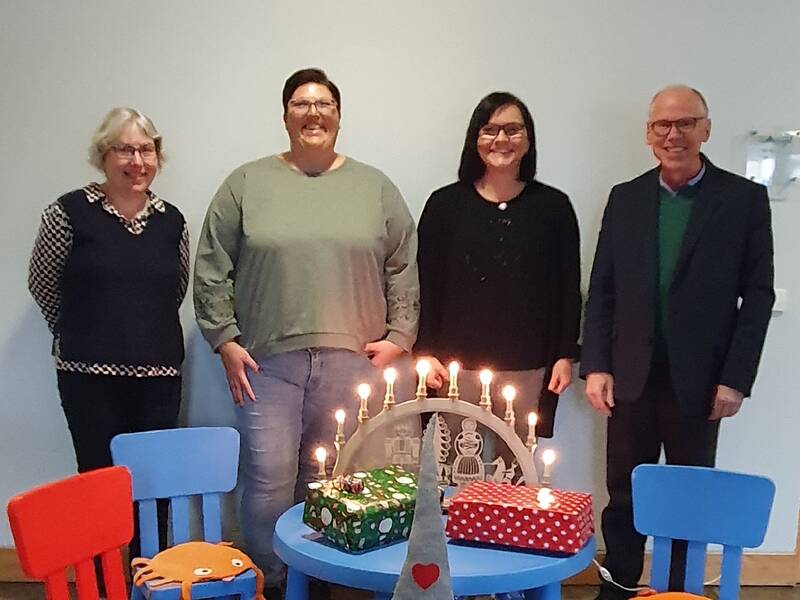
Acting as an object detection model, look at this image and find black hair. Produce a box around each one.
[458,91,537,183]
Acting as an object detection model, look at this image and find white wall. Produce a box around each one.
[1,1,798,552]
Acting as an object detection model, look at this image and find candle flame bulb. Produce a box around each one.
[502,385,516,403]
[479,369,493,385]
[416,359,431,377]
[528,412,538,427]
[448,361,460,399]
[384,368,397,384]
[357,383,370,401]
[335,409,345,424]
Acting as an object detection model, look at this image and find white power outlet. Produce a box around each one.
[773,288,788,313]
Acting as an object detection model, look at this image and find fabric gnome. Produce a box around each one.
[392,413,454,599]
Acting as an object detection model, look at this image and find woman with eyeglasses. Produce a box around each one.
[28,107,188,473]
[194,67,419,593]
[415,92,581,443]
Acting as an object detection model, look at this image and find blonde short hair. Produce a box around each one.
[88,107,166,171]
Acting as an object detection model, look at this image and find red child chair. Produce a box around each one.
[7,466,134,600]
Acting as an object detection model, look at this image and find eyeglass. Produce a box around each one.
[478,122,526,139]
[110,144,158,161]
[648,117,707,137]
[287,98,338,115]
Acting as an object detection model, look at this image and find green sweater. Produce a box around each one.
[194,155,419,358]
[654,187,694,358]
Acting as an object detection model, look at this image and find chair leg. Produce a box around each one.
[284,567,309,600]
[524,582,560,600]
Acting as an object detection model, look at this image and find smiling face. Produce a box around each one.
[476,104,530,176]
[102,122,158,195]
[646,87,710,180]
[284,82,340,153]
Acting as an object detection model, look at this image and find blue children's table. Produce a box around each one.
[273,502,595,599]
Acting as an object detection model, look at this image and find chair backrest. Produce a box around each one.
[632,464,775,600]
[7,466,134,600]
[110,427,240,558]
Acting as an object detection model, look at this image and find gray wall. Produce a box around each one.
[1,1,798,552]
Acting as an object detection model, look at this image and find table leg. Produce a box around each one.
[284,567,308,600]
[524,581,560,600]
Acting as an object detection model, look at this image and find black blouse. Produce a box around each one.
[415,180,581,372]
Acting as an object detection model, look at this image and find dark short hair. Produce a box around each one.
[458,92,537,183]
[282,68,341,116]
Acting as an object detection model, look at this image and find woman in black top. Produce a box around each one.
[415,92,580,439]
[28,107,188,474]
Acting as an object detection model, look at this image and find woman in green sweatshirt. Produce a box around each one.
[193,68,419,590]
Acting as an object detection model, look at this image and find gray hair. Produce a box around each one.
[649,85,709,117]
[88,107,166,171]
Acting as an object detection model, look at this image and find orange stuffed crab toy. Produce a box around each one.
[132,541,265,600]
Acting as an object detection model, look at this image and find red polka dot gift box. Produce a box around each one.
[445,481,593,555]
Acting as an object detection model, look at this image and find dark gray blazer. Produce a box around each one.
[580,157,774,415]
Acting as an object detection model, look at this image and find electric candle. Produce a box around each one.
[502,385,516,428]
[479,369,493,410]
[315,446,327,479]
[526,412,538,448]
[383,367,397,409]
[335,409,346,437]
[357,383,370,423]
[447,361,460,399]
[541,449,556,485]
[415,359,431,399]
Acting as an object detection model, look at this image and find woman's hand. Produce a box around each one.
[364,340,405,369]
[218,340,259,406]
[416,356,449,389]
[547,358,574,394]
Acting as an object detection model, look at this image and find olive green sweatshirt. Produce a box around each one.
[194,155,419,358]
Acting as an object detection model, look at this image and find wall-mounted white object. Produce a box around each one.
[746,130,800,199]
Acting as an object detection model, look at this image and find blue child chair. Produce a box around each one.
[111,427,261,600]
[631,464,775,600]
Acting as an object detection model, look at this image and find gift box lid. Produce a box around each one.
[307,466,418,512]
[451,481,591,514]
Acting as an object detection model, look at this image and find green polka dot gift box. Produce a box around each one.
[302,466,418,553]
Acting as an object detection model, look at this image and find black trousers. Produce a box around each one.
[57,371,181,558]
[600,362,720,597]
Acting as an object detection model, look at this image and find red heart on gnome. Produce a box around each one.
[411,563,440,590]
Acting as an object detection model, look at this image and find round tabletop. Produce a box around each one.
[273,502,596,596]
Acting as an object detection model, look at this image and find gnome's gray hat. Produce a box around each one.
[392,413,454,599]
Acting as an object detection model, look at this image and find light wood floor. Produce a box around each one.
[1,583,797,600]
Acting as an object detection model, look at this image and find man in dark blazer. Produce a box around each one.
[581,85,774,599]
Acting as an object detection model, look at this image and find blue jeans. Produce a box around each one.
[236,347,413,585]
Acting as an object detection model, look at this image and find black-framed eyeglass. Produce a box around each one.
[648,117,707,137]
[478,123,527,139]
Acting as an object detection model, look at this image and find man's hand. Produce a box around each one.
[708,384,744,420]
[585,372,615,416]
[364,340,405,368]
[548,358,574,394]
[218,340,259,406]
